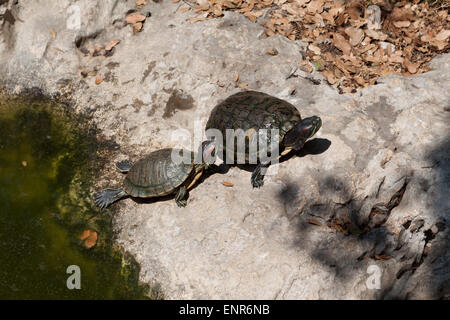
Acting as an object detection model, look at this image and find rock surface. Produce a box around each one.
[1,0,449,299]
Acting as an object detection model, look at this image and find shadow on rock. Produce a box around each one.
[234,137,331,174]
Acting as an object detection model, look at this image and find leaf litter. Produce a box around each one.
[178,0,450,93]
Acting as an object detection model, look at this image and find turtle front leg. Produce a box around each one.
[174,186,187,207]
[251,162,270,188]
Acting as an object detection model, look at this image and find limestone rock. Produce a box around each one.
[0,0,448,299]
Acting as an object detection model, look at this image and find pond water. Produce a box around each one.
[0,95,148,299]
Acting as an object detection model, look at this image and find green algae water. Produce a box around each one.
[0,95,148,299]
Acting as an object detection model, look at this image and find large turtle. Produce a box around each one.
[94,141,215,209]
[205,91,322,188]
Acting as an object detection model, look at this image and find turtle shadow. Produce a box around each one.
[292,138,331,158]
[130,193,180,206]
[231,138,332,173]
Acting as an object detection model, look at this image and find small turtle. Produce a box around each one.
[94,141,215,209]
[205,91,322,188]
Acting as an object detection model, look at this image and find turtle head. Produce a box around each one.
[200,140,216,165]
[283,116,322,150]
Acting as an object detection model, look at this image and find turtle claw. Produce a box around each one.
[251,164,266,188]
[176,199,187,208]
[93,188,127,209]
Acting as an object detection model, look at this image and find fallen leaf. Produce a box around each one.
[333,33,352,55]
[126,12,146,25]
[309,43,321,55]
[299,63,313,73]
[95,74,103,84]
[133,22,143,34]
[307,218,322,226]
[178,7,190,13]
[105,40,120,51]
[322,70,336,84]
[233,71,239,82]
[136,0,147,7]
[221,181,234,187]
[393,20,411,28]
[50,29,57,39]
[345,27,364,46]
[404,59,418,74]
[80,230,98,249]
[374,254,391,260]
[435,29,450,42]
[188,16,207,23]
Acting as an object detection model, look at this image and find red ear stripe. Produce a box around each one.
[204,144,215,158]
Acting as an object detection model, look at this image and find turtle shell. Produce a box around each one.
[122,148,195,198]
[205,91,301,161]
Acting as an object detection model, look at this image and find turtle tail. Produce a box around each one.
[93,188,127,210]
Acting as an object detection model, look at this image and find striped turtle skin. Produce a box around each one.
[205,91,301,161]
[123,148,194,198]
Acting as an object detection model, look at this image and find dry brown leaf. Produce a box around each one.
[374,254,391,260]
[188,16,206,23]
[354,76,366,86]
[221,181,234,187]
[178,7,190,13]
[393,20,411,28]
[105,40,120,51]
[126,12,146,24]
[345,27,364,47]
[333,33,352,55]
[299,63,313,73]
[233,71,239,82]
[309,43,321,55]
[133,22,143,34]
[322,70,336,84]
[307,218,322,226]
[404,59,418,74]
[80,230,98,249]
[243,11,257,23]
[364,29,387,41]
[95,74,103,85]
[435,29,450,42]
[307,0,325,14]
[50,29,57,39]
[136,0,147,7]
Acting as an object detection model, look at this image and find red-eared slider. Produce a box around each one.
[94,142,215,209]
[205,91,321,188]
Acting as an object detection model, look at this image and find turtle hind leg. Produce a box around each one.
[116,160,133,173]
[251,163,270,188]
[94,188,127,210]
[174,186,187,207]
